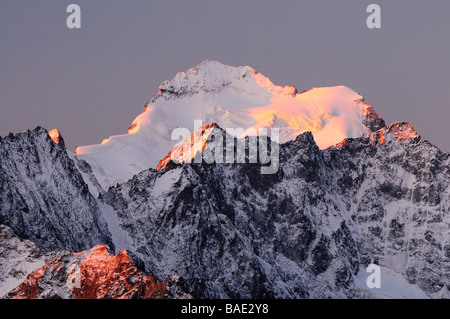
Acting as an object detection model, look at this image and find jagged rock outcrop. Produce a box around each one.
[6,245,174,299]
[156,122,221,170]
[354,98,386,132]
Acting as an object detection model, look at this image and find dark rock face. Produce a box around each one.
[100,122,449,298]
[0,127,113,253]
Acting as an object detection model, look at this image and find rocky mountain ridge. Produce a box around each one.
[98,121,449,298]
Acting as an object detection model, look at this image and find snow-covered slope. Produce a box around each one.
[76,60,384,189]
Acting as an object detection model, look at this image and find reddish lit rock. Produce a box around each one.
[48,128,61,144]
[367,121,419,146]
[329,121,419,149]
[355,98,385,132]
[157,122,220,170]
[7,245,168,299]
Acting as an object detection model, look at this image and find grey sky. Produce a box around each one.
[1,0,449,152]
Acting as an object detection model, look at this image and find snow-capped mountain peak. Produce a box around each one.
[154,60,297,101]
[76,61,385,189]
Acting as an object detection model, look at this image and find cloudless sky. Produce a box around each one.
[1,0,449,151]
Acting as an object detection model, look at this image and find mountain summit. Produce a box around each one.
[154,60,298,99]
[75,61,385,189]
[1,61,448,300]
